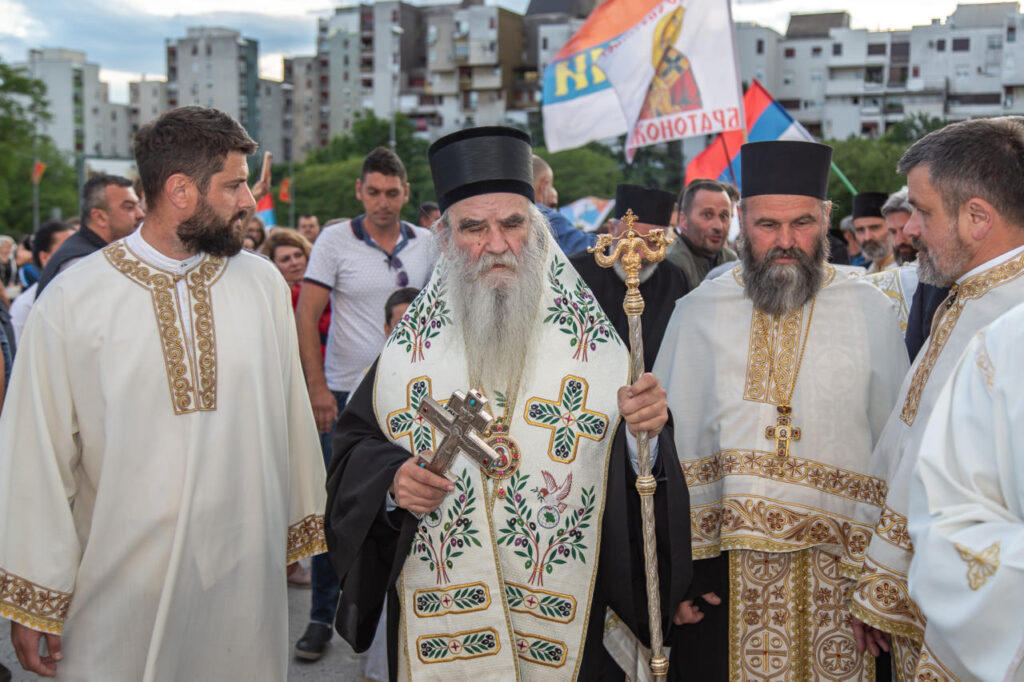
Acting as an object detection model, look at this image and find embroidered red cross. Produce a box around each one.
[517,639,528,652]
[525,595,538,608]
[449,640,462,653]
[441,595,453,608]
[561,413,576,426]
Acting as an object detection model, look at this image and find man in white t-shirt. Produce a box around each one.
[294,146,437,661]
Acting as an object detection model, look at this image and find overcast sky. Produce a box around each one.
[0,0,977,103]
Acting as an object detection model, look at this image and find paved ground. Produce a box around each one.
[0,566,367,681]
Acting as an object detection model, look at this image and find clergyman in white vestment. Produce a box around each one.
[908,301,1024,682]
[849,116,1024,680]
[0,107,326,681]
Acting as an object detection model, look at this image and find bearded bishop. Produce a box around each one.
[324,126,692,680]
[655,140,908,681]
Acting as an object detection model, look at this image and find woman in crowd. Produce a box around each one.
[244,216,267,251]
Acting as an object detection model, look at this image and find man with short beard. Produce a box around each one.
[849,116,1024,681]
[324,127,692,680]
[853,191,897,273]
[655,140,908,681]
[0,106,327,681]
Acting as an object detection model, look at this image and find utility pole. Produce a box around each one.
[389,24,405,152]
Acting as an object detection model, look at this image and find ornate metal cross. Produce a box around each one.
[765,405,802,459]
[416,389,500,478]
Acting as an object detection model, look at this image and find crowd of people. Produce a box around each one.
[0,107,1022,682]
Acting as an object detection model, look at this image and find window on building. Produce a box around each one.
[812,46,822,57]
[912,65,920,78]
[810,71,823,82]
[833,43,843,56]
[936,39,946,51]
[191,45,198,56]
[778,98,800,110]
[542,37,548,50]
[865,66,884,84]
[392,10,398,22]
[756,39,764,55]
[489,17,496,30]
[1009,25,1017,43]
[891,42,910,60]
[952,38,970,51]
[955,64,970,78]
[867,43,886,56]
[988,35,1004,50]
[783,70,795,85]
[784,47,795,58]
[205,44,212,57]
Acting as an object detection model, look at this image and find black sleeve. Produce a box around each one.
[324,359,419,652]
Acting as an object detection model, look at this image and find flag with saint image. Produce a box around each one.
[596,0,744,162]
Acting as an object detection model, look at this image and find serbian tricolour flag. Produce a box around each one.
[559,196,616,232]
[256,193,275,227]
[596,0,744,161]
[685,80,816,190]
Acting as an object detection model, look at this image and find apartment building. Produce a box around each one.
[165,28,260,142]
[738,3,1024,139]
[128,78,168,135]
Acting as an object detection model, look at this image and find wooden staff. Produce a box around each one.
[588,209,674,681]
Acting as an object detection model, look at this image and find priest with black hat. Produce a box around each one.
[654,140,908,681]
[324,126,692,680]
[571,184,690,372]
[852,191,897,273]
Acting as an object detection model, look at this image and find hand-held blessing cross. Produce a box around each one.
[415,389,500,478]
[588,208,674,681]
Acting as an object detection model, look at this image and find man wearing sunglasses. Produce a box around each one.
[295,146,437,661]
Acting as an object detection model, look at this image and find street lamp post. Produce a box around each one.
[390,24,405,152]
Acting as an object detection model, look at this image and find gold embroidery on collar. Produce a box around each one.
[102,241,226,415]
[0,567,72,634]
[900,252,1024,425]
[682,450,887,506]
[740,266,834,405]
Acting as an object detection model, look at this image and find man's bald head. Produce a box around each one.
[532,155,554,208]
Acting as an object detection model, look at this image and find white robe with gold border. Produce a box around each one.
[907,302,1024,682]
[864,263,918,338]
[0,237,326,681]
[654,264,908,680]
[851,246,1024,680]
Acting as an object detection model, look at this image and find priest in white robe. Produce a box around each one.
[850,116,1024,680]
[907,302,1024,682]
[0,106,326,681]
[655,140,908,680]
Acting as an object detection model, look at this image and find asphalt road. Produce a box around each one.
[0,566,368,681]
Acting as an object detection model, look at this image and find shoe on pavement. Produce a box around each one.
[295,622,332,661]
[0,661,11,682]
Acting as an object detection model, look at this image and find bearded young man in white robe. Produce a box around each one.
[0,106,326,681]
[324,127,692,681]
[907,301,1024,682]
[849,116,1024,680]
[656,140,908,681]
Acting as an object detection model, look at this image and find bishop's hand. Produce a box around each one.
[851,615,891,657]
[617,372,668,439]
[391,454,455,516]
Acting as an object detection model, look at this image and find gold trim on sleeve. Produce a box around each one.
[849,555,926,642]
[287,514,327,564]
[0,567,72,635]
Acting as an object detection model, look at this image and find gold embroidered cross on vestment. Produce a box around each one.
[762,295,817,459]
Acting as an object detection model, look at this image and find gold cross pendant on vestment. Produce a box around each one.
[765,405,801,459]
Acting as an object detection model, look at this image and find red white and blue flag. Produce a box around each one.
[256,193,275,227]
[685,80,816,190]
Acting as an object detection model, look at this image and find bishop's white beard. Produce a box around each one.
[446,213,547,396]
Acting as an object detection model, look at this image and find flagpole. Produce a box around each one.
[830,162,857,195]
[725,0,747,144]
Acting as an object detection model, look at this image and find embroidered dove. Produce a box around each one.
[535,471,573,513]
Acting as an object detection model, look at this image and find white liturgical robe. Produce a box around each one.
[0,232,326,681]
[850,247,1024,675]
[908,301,1024,682]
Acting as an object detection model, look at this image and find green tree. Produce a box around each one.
[0,57,78,237]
